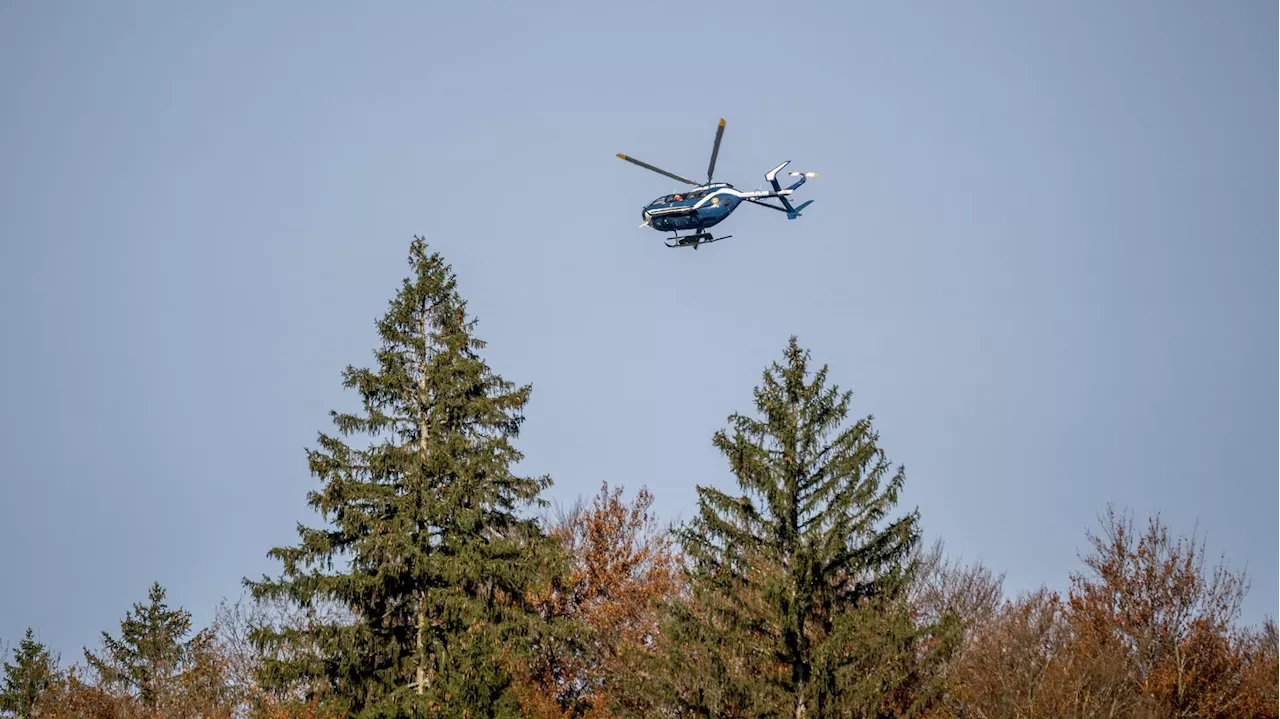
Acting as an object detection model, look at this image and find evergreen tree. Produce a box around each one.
[648,337,935,718]
[245,237,557,718]
[83,582,208,711]
[0,628,58,718]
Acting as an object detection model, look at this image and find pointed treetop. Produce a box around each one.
[1,626,59,718]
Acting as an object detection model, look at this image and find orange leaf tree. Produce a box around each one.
[522,482,681,717]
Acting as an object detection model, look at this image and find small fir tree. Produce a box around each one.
[83,582,210,711]
[0,628,59,718]
[245,237,557,718]
[651,337,933,718]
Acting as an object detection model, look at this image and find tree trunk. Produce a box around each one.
[415,310,431,695]
[416,594,427,694]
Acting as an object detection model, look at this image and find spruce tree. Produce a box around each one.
[652,337,931,718]
[245,237,557,718]
[0,628,58,718]
[83,582,207,711]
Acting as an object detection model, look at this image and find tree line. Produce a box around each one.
[3,238,1276,718]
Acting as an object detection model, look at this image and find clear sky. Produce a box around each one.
[1,1,1275,660]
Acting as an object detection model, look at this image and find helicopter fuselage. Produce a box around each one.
[641,182,743,233]
[619,118,815,248]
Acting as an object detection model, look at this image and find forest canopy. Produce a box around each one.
[3,238,1275,719]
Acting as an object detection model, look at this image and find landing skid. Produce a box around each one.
[665,232,732,250]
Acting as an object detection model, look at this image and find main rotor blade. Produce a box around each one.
[617,153,697,186]
[706,117,725,183]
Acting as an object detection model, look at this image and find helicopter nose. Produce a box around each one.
[641,209,652,226]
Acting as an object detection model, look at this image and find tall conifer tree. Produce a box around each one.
[650,337,931,718]
[246,237,556,718]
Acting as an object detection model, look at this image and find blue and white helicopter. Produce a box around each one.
[617,118,817,249]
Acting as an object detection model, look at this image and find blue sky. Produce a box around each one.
[1,1,1275,659]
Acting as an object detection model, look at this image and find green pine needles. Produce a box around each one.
[650,337,934,718]
[245,238,556,718]
[83,582,217,712]
[1,628,58,719]
[240,239,949,718]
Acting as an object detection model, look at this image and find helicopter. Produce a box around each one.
[617,118,817,249]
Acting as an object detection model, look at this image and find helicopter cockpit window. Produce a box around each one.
[651,192,707,205]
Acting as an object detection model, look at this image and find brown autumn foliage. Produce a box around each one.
[31,665,340,719]
[909,539,1006,640]
[945,586,1163,719]
[909,538,1007,719]
[11,500,1275,718]
[519,482,682,717]
[938,506,1278,719]
[1238,621,1280,718]
[1066,506,1278,719]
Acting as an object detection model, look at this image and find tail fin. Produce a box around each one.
[764,160,791,192]
[763,161,815,218]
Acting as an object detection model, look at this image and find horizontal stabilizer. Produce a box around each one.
[787,200,813,220]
